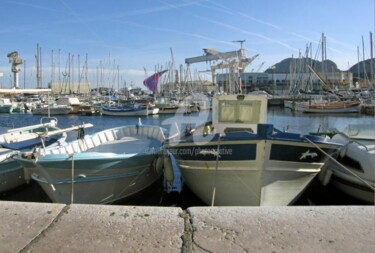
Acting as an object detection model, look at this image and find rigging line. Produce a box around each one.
[70,153,75,204]
[211,134,222,206]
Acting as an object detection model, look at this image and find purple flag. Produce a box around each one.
[143,70,168,92]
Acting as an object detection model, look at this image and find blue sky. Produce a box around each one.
[0,0,374,89]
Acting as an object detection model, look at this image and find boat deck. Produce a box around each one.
[85,136,161,154]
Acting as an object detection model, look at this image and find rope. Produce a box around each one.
[70,154,75,204]
[211,134,222,206]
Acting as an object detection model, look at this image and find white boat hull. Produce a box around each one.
[169,138,336,206]
[325,127,375,203]
[179,161,318,206]
[330,171,374,203]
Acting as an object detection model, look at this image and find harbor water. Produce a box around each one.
[0,107,374,207]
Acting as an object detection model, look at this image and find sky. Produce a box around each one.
[0,0,374,89]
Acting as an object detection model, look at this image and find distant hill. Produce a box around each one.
[264,57,375,78]
[349,58,374,78]
[264,57,340,73]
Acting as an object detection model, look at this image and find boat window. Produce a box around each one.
[238,101,260,123]
[219,101,236,122]
[219,100,261,123]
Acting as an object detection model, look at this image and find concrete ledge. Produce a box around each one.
[187,206,375,253]
[0,201,373,253]
[1,202,184,253]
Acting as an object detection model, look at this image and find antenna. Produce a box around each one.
[232,40,246,49]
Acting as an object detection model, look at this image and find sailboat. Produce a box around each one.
[296,65,362,113]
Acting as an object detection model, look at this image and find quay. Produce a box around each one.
[1,201,373,252]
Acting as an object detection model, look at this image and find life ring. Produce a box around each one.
[163,154,174,183]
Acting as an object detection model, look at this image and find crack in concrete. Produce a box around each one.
[18,204,70,253]
[180,210,212,253]
[179,211,193,253]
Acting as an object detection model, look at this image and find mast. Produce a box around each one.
[84,54,89,94]
[370,31,374,85]
[24,60,26,89]
[78,54,81,94]
[362,36,368,85]
[58,49,61,88]
[40,46,42,88]
[71,54,74,94]
[117,65,120,92]
[357,46,360,84]
[36,44,41,89]
[51,50,54,87]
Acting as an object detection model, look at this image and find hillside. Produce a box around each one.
[264,57,340,73]
[349,58,374,78]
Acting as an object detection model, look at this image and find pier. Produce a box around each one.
[1,201,373,252]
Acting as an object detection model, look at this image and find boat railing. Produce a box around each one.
[6,119,57,134]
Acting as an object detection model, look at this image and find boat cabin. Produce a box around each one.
[212,94,268,135]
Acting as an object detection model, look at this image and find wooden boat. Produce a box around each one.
[77,104,96,115]
[319,124,375,203]
[0,118,67,192]
[166,94,342,206]
[15,124,166,204]
[297,100,361,113]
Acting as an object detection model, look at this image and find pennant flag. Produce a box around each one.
[143,70,168,92]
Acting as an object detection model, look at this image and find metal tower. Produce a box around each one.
[7,51,23,88]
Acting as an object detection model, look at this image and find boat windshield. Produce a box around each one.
[218,100,261,124]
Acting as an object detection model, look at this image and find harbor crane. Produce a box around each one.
[7,51,23,89]
[232,40,246,49]
[185,48,258,94]
[251,62,265,72]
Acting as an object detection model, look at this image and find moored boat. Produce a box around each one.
[32,104,72,115]
[15,124,167,204]
[0,118,67,193]
[101,103,159,116]
[166,94,342,206]
[319,124,375,203]
[0,98,13,113]
[297,100,362,113]
[77,104,97,115]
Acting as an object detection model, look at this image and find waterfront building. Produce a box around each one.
[49,82,90,94]
[216,71,353,95]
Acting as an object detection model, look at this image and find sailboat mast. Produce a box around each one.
[370,31,374,84]
[51,50,54,86]
[362,36,368,85]
[58,49,61,88]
